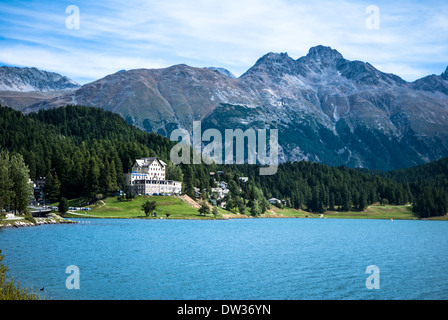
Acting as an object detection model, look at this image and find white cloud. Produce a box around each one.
[0,45,167,83]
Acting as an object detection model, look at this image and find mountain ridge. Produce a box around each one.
[2,46,448,170]
[0,66,80,92]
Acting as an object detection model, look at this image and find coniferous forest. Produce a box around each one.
[0,104,447,218]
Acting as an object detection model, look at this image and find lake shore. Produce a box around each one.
[59,195,448,221]
[0,215,77,229]
[7,196,445,224]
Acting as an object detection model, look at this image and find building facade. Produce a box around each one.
[33,177,46,204]
[124,158,182,195]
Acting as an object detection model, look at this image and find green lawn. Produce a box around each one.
[66,195,216,219]
[269,204,448,220]
[324,204,417,220]
[267,206,311,218]
[63,197,448,221]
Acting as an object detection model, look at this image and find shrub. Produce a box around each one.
[0,250,41,300]
[24,215,36,224]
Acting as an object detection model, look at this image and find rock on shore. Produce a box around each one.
[0,218,77,229]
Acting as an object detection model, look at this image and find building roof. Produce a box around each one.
[134,157,166,167]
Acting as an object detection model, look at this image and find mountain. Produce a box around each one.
[0,66,80,92]
[5,46,448,170]
[411,67,448,95]
[22,65,253,134]
[0,66,81,111]
[207,67,236,79]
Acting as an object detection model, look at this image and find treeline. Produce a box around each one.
[381,157,448,218]
[216,162,413,213]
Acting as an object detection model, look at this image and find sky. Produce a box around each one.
[0,0,447,84]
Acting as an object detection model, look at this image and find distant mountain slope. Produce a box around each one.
[0,66,81,111]
[23,65,253,134]
[207,67,237,79]
[10,46,448,170]
[0,66,80,92]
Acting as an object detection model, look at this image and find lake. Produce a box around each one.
[0,218,447,300]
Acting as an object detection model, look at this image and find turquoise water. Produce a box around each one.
[0,218,447,300]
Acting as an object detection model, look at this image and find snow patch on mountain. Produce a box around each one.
[0,66,80,92]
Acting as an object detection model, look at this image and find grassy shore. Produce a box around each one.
[65,195,222,220]
[271,204,448,220]
[62,195,448,221]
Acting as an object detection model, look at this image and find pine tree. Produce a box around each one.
[0,151,13,211]
[198,201,210,215]
[329,192,335,211]
[85,158,100,199]
[58,197,69,216]
[109,160,118,192]
[166,162,183,182]
[183,165,195,199]
[358,191,368,211]
[250,199,261,217]
[309,187,325,213]
[44,171,61,204]
[9,153,33,213]
[100,161,112,196]
[342,187,352,211]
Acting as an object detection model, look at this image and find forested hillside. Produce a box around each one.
[218,159,447,218]
[0,105,177,199]
[382,158,448,218]
[216,162,413,213]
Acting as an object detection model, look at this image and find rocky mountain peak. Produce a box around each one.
[251,52,295,70]
[306,45,344,61]
[293,45,347,77]
[207,67,236,79]
[240,52,297,78]
[442,66,448,80]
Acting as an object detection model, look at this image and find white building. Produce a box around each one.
[268,198,281,205]
[124,158,182,195]
[218,181,228,189]
[211,187,229,200]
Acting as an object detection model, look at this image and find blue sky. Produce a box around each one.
[0,0,447,84]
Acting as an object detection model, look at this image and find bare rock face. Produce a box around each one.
[442,66,448,80]
[6,46,448,170]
